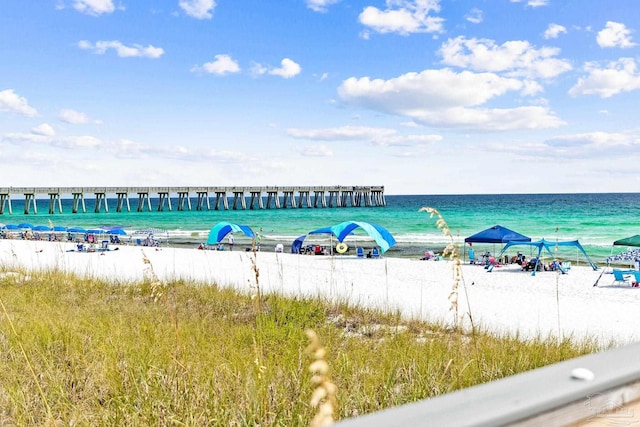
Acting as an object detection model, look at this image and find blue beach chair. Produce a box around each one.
[371,248,381,258]
[612,270,630,286]
[634,271,640,287]
[356,247,365,258]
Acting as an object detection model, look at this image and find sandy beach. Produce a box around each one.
[1,239,638,346]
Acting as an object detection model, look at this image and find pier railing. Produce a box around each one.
[0,186,386,214]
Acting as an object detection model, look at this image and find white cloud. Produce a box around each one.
[299,144,333,157]
[439,36,572,80]
[286,125,442,147]
[597,21,636,48]
[337,69,565,130]
[0,89,38,116]
[2,132,102,149]
[72,0,118,16]
[59,109,102,124]
[32,123,55,136]
[359,0,444,36]
[78,40,164,58]
[465,8,483,24]
[179,0,216,20]
[544,23,567,39]
[499,131,640,159]
[509,0,547,7]
[569,58,640,98]
[249,62,269,77]
[306,0,340,13]
[269,58,301,78]
[192,54,241,75]
[287,126,396,140]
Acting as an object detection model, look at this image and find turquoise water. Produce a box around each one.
[2,193,639,263]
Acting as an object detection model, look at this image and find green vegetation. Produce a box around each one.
[0,268,602,426]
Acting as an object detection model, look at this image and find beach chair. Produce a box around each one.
[612,270,630,286]
[633,271,640,287]
[371,248,381,258]
[356,247,364,258]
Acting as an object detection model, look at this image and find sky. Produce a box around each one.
[1,0,640,195]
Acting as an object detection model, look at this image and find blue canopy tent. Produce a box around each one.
[465,225,531,244]
[206,222,255,246]
[291,221,396,255]
[488,239,598,276]
[464,225,531,264]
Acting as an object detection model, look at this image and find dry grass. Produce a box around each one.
[0,263,602,426]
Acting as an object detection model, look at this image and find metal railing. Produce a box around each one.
[335,341,640,427]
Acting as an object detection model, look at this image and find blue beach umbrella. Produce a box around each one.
[17,223,34,229]
[53,226,67,232]
[106,228,127,235]
[67,226,87,233]
[4,224,20,230]
[33,225,53,231]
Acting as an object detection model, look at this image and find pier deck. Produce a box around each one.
[0,186,386,214]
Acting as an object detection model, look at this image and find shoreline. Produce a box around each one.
[1,239,638,346]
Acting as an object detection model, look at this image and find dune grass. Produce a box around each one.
[0,266,603,426]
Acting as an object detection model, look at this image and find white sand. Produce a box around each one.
[1,239,638,346]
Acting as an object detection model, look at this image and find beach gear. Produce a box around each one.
[336,242,348,254]
[206,222,255,245]
[489,239,598,276]
[292,221,396,254]
[465,225,531,244]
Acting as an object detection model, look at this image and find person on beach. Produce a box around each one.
[255,232,261,251]
[228,234,234,251]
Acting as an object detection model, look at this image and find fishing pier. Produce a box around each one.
[0,186,386,214]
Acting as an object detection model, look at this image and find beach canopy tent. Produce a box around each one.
[291,226,340,254]
[488,238,598,276]
[607,235,640,266]
[291,221,397,254]
[613,235,640,247]
[206,222,255,245]
[465,225,531,244]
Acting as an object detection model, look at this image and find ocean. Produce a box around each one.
[1,193,639,264]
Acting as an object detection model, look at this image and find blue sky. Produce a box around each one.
[1,0,639,195]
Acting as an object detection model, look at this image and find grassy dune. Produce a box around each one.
[0,267,601,426]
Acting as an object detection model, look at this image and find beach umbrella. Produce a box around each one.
[106,228,127,235]
[53,226,67,232]
[4,224,20,230]
[17,223,34,229]
[67,226,87,233]
[32,225,53,231]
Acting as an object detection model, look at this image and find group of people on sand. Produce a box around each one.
[466,248,565,272]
